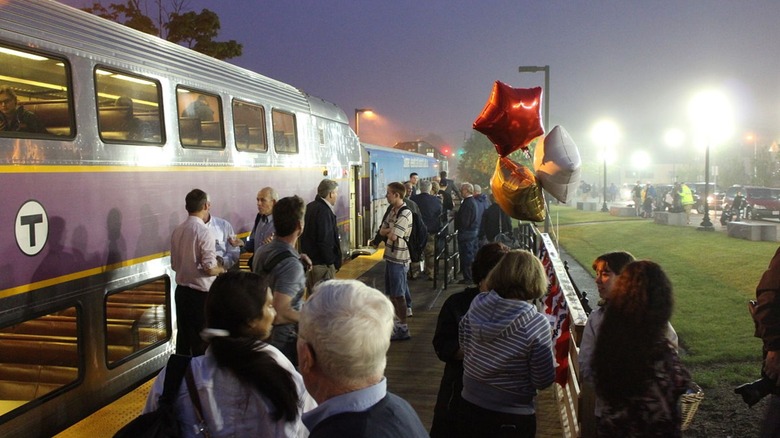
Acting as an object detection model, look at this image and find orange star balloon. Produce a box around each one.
[491,156,546,222]
[473,81,544,157]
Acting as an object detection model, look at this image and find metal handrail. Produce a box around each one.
[432,218,458,290]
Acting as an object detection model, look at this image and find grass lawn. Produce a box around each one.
[542,205,778,387]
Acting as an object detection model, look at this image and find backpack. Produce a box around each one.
[113,354,192,438]
[399,205,428,262]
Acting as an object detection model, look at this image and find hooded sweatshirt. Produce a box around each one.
[459,290,555,415]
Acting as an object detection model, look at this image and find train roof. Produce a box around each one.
[0,0,349,124]
[362,142,434,157]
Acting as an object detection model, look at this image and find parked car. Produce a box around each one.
[690,182,724,213]
[722,185,780,220]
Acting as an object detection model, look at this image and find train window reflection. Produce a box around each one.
[95,67,163,144]
[0,308,81,417]
[176,88,224,148]
[105,278,171,367]
[232,100,267,152]
[272,109,298,154]
[0,45,73,139]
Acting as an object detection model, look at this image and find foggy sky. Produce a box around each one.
[59,0,780,166]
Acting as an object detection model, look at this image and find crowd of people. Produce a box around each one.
[152,170,780,438]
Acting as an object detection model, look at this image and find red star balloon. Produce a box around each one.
[473,81,545,157]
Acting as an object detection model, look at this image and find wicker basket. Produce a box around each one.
[680,382,704,431]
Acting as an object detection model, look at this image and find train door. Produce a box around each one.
[350,164,361,251]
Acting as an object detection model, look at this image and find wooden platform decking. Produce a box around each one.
[342,251,564,436]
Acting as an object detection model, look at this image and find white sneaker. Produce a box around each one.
[406,307,413,317]
[391,323,411,341]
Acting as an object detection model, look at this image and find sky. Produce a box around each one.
[59,0,780,168]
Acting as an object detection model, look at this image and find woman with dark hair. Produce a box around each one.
[430,242,510,437]
[578,253,679,437]
[457,249,555,438]
[592,261,691,437]
[143,271,315,437]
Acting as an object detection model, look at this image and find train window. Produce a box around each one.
[104,277,171,368]
[0,307,81,416]
[94,67,164,144]
[232,100,267,152]
[176,88,224,148]
[0,45,73,139]
[272,109,298,154]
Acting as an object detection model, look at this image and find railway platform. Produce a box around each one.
[58,244,569,437]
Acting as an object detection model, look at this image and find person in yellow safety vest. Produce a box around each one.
[679,183,695,224]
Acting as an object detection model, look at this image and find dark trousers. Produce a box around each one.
[458,232,478,281]
[175,285,207,356]
[455,399,536,438]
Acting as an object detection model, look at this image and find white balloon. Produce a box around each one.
[533,125,582,203]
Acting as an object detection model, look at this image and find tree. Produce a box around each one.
[83,1,157,35]
[457,131,535,190]
[81,1,242,60]
[166,10,242,59]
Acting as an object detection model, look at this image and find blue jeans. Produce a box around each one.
[385,261,409,298]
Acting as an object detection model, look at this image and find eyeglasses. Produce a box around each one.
[0,97,15,106]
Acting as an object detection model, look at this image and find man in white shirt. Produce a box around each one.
[170,189,225,356]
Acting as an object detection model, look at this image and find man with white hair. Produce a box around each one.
[411,179,442,280]
[297,280,428,437]
[456,182,479,284]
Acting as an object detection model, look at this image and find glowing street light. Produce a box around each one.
[354,108,374,137]
[688,90,734,231]
[591,119,621,212]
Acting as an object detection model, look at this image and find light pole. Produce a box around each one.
[689,90,734,231]
[747,133,757,182]
[518,65,550,232]
[354,108,373,137]
[664,128,685,182]
[591,120,620,212]
[517,66,549,129]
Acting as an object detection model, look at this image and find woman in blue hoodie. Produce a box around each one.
[457,249,555,438]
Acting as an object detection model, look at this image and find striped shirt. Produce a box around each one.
[459,290,555,414]
[383,203,412,265]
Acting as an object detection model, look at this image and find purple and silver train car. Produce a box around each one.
[0,1,362,436]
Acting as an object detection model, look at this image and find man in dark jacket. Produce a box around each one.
[479,195,512,243]
[754,247,780,437]
[455,183,479,284]
[411,180,442,280]
[300,179,342,293]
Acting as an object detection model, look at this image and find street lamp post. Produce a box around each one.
[517,66,549,129]
[747,134,757,182]
[689,90,734,232]
[354,108,373,137]
[591,120,620,213]
[601,158,608,212]
[518,65,550,232]
[700,144,714,229]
